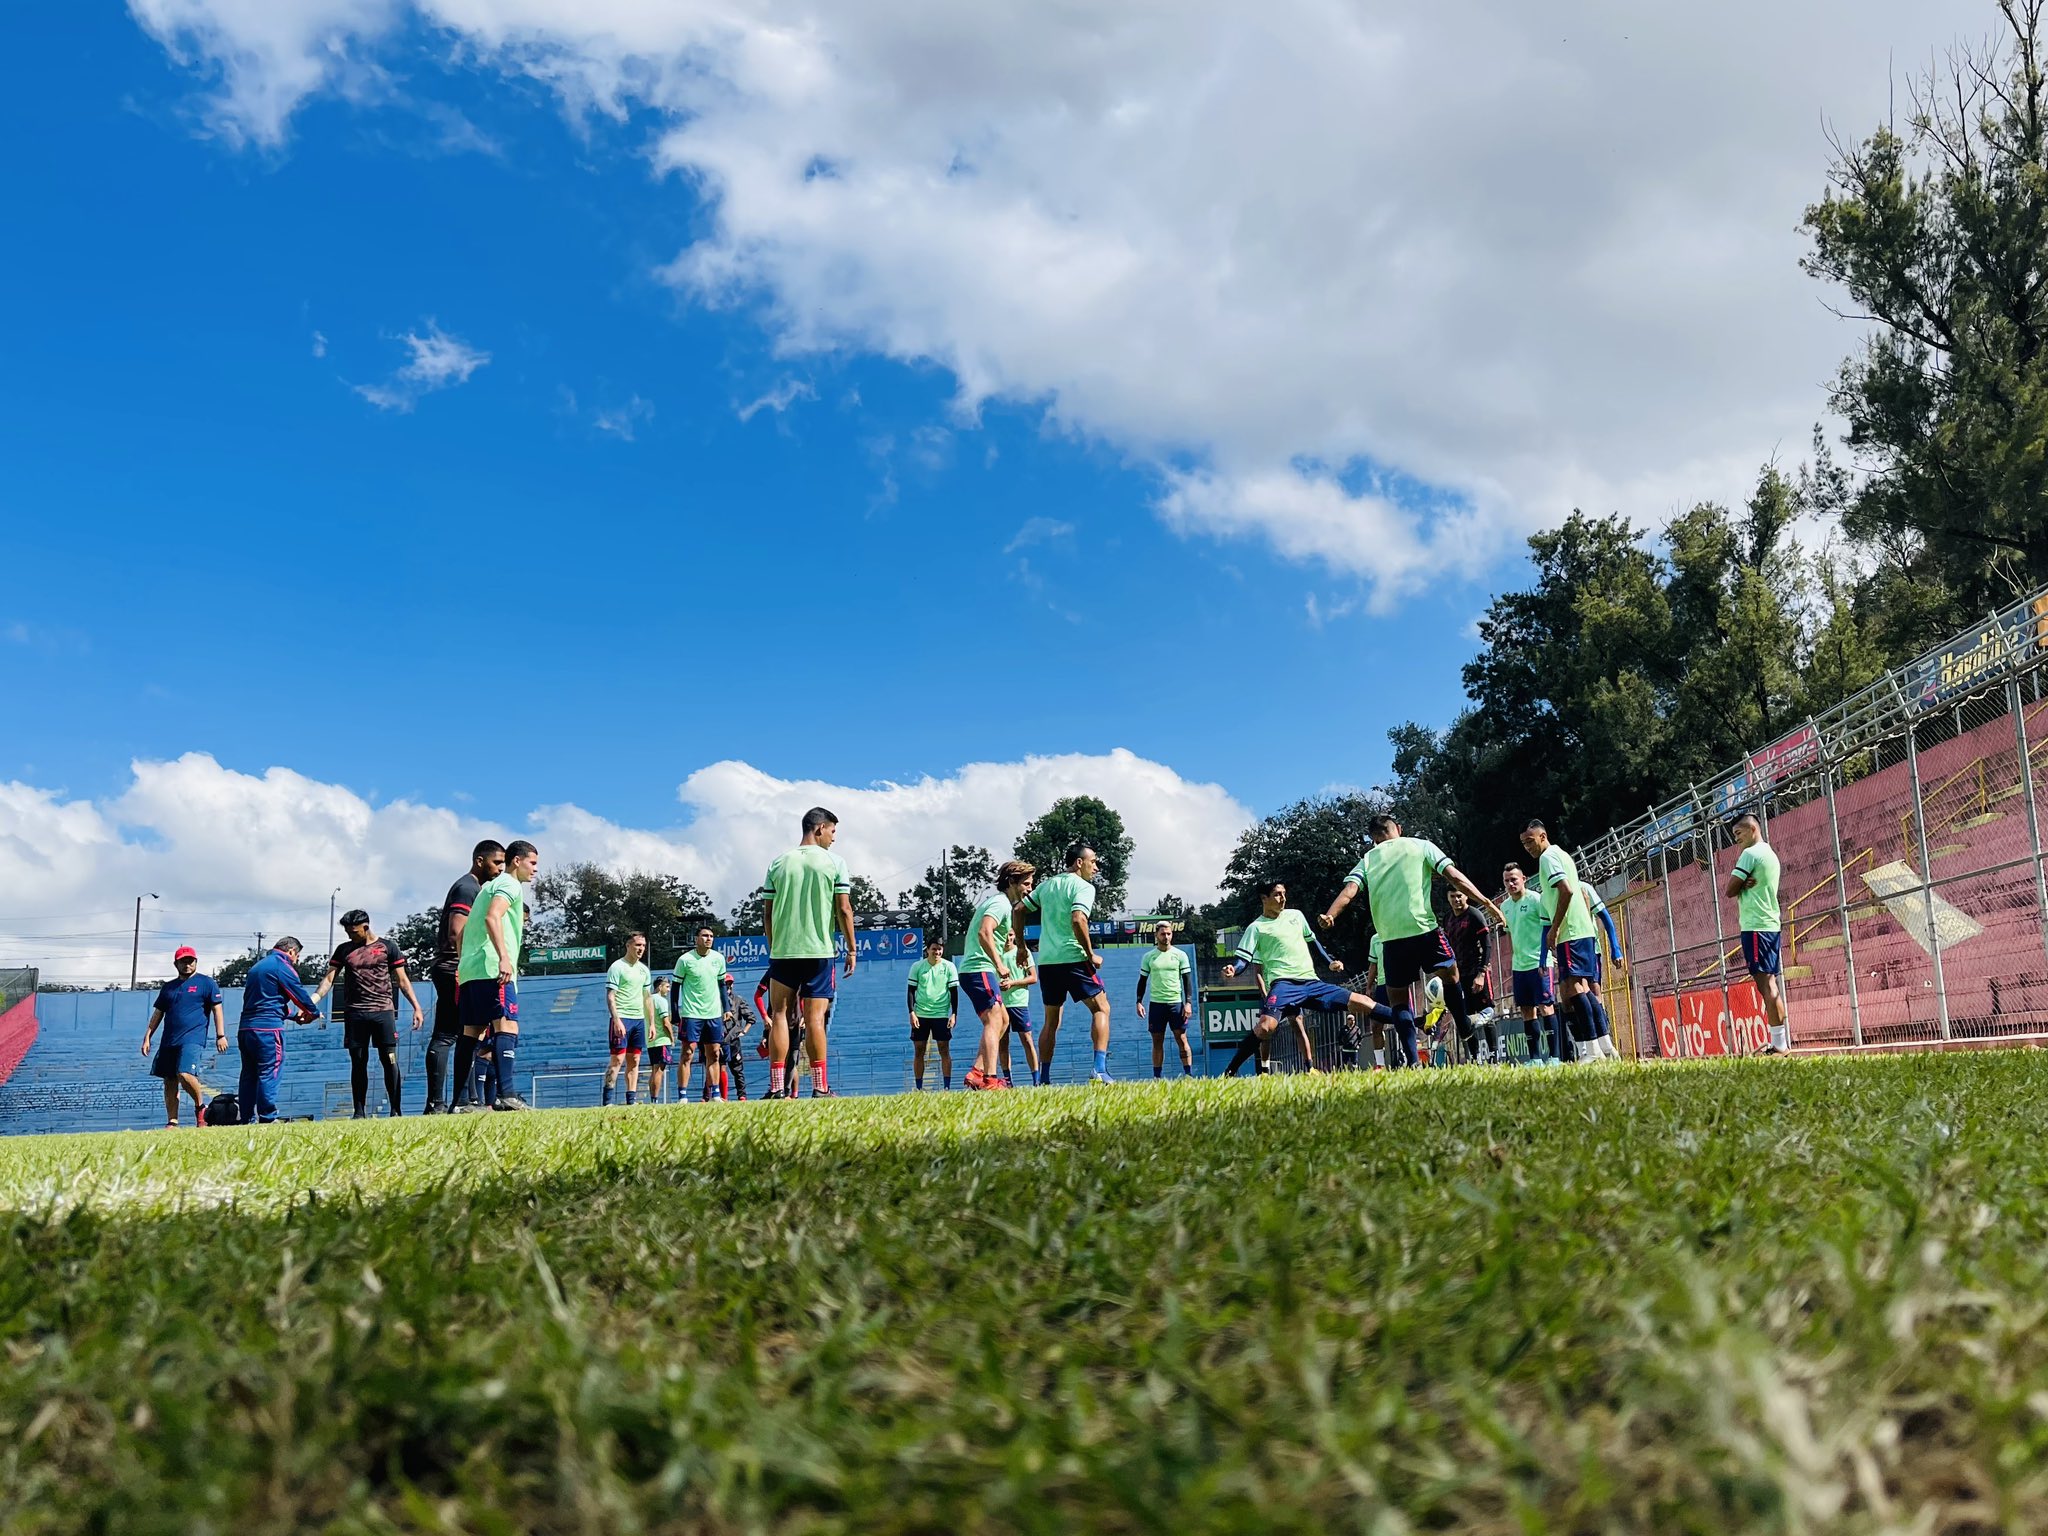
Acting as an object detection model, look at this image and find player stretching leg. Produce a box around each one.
[456,840,539,1109]
[764,807,857,1099]
[1023,843,1114,1084]
[602,933,654,1105]
[1220,881,1381,1075]
[1726,811,1788,1054]
[1137,921,1196,1078]
[907,938,959,1089]
[1362,932,1415,1068]
[1319,815,1504,1068]
[1501,864,1562,1063]
[959,861,1033,1091]
[1520,820,1619,1061]
[141,946,227,1127]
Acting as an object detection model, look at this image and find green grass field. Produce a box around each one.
[4,1055,2046,1534]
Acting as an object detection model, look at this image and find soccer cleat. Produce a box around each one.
[1090,1069,1116,1085]
[422,1102,446,1115]
[964,1068,990,1090]
[492,1094,531,1112]
[811,1086,838,1098]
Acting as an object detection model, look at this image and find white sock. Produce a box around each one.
[1771,1023,1790,1052]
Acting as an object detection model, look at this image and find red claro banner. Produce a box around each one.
[1650,982,1771,1058]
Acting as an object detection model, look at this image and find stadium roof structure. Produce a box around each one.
[1578,581,2048,882]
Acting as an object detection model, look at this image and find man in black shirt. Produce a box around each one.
[1444,888,1499,1064]
[427,840,505,1112]
[314,908,428,1116]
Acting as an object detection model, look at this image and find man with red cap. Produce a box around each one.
[140,946,226,1128]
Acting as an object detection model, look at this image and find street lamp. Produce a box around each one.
[327,888,342,1022]
[130,893,159,989]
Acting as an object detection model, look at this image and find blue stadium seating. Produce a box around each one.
[0,947,1204,1135]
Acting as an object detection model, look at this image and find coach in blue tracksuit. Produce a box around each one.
[238,938,318,1123]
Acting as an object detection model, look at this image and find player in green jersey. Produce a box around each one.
[1519,820,1620,1061]
[1219,879,1387,1076]
[453,839,540,1110]
[1500,862,1562,1063]
[958,860,1034,1090]
[646,977,676,1103]
[674,926,737,1100]
[1726,812,1788,1054]
[1136,920,1196,1077]
[997,934,1040,1087]
[906,939,960,1089]
[1021,843,1114,1084]
[764,806,858,1098]
[603,932,655,1106]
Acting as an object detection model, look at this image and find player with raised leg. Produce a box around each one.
[764,806,856,1099]
[1220,880,1383,1076]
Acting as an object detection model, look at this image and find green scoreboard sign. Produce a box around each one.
[529,944,606,965]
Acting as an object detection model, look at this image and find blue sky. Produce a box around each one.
[0,0,1971,978]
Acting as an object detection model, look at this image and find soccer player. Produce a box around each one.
[603,932,655,1106]
[907,938,960,1089]
[1022,843,1114,1084]
[455,838,539,1110]
[722,992,752,1100]
[1500,863,1562,1064]
[1444,888,1497,1058]
[674,926,735,1101]
[1361,931,1414,1068]
[998,940,1039,1087]
[312,908,426,1117]
[1519,820,1621,1061]
[1219,880,1383,1076]
[763,806,857,1099]
[426,840,505,1113]
[646,977,676,1103]
[140,945,226,1128]
[1319,814,1505,1067]
[958,861,1032,1090]
[1726,811,1788,1054]
[236,938,320,1123]
[1136,921,1195,1078]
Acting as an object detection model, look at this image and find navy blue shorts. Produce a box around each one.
[1039,961,1103,1005]
[458,977,519,1032]
[683,1016,725,1046]
[1264,977,1354,1019]
[1511,968,1556,1009]
[611,1019,647,1054]
[960,972,1003,1014]
[911,1015,954,1043]
[150,1039,208,1081]
[768,957,837,1000]
[1006,1003,1033,1033]
[648,1044,674,1068]
[1554,938,1600,980]
[1742,930,1782,977]
[1381,928,1455,991]
[1147,1001,1191,1035]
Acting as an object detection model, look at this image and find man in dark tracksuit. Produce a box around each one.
[238,939,319,1123]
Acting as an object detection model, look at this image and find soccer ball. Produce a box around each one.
[1422,975,1446,1011]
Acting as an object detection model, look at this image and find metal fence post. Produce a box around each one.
[1695,785,1737,1054]
[2010,675,2048,988]
[1904,716,1952,1041]
[1657,812,1682,1057]
[1820,733,1864,1049]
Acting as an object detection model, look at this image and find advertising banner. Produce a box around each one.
[1749,724,1820,789]
[1200,995,1262,1047]
[713,927,924,969]
[1649,980,1770,1058]
[1903,593,2048,715]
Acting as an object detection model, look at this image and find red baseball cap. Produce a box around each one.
[173,946,198,963]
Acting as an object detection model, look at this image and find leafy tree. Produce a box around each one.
[388,909,440,975]
[530,864,721,969]
[1803,0,2048,620]
[728,885,770,935]
[848,875,890,921]
[1014,797,1134,915]
[898,846,998,950]
[1217,792,1383,963]
[1151,893,1222,949]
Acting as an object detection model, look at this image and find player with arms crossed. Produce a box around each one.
[1725,811,1788,1054]
[1319,814,1504,1066]
[1136,921,1196,1078]
[763,806,857,1099]
[455,839,539,1109]
[1219,880,1383,1077]
[1022,843,1115,1084]
[602,932,655,1106]
[958,861,1033,1091]
[141,945,227,1128]
[1519,820,1620,1061]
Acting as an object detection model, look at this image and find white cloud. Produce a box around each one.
[591,393,654,440]
[0,749,1248,984]
[310,329,327,357]
[735,376,815,422]
[1004,517,1073,555]
[350,320,489,411]
[131,0,1985,591]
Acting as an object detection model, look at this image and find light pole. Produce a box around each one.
[327,888,341,1022]
[130,893,158,989]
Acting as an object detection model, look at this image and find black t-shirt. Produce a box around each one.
[434,872,481,978]
[1445,911,1490,980]
[331,936,405,1015]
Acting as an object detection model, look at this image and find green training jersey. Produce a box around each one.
[1731,840,1782,933]
[765,845,851,960]
[1023,871,1096,966]
[1501,892,1550,971]
[648,993,674,1048]
[957,891,1015,976]
[908,957,958,1017]
[674,949,731,1018]
[1140,945,1191,1005]
[606,959,653,1020]
[1233,909,1318,985]
[1368,932,1384,978]
[1001,950,1033,1009]
[456,873,527,983]
[1346,835,1452,942]
[1536,845,1597,944]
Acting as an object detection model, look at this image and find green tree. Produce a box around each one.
[1217,792,1382,962]
[898,846,998,950]
[848,875,890,922]
[388,909,440,975]
[530,864,721,969]
[1014,797,1134,915]
[1803,0,2048,619]
[1151,893,1222,949]
[728,885,770,936]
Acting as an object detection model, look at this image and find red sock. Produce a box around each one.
[813,1060,829,1095]
[769,1062,785,1097]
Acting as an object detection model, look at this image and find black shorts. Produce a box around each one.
[1039,961,1104,1005]
[911,1016,954,1044]
[1147,1001,1190,1036]
[458,977,519,1032]
[1382,929,1455,991]
[344,1010,398,1051]
[430,971,462,1040]
[767,957,838,1000]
